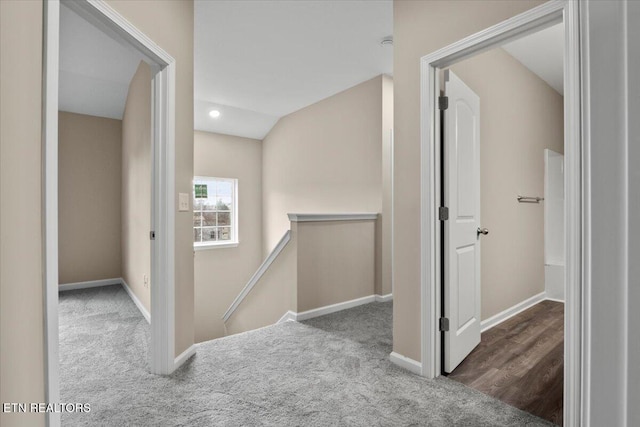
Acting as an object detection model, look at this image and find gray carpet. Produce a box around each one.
[59,285,552,426]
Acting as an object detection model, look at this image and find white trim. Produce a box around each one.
[74,0,178,376]
[193,176,239,246]
[418,1,583,424]
[58,278,122,292]
[44,6,179,413]
[295,295,376,321]
[76,0,178,377]
[222,230,292,322]
[278,294,392,323]
[194,242,239,250]
[480,292,546,333]
[565,2,584,425]
[42,2,61,425]
[578,4,591,425]
[546,297,565,304]
[287,213,378,222]
[174,344,196,369]
[150,59,177,376]
[390,128,395,296]
[375,293,393,303]
[277,311,297,324]
[121,279,151,323]
[389,352,423,375]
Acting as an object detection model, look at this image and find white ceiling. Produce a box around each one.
[58,4,562,135]
[194,0,393,140]
[59,4,144,120]
[502,23,564,95]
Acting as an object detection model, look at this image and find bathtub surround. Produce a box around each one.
[544,149,565,302]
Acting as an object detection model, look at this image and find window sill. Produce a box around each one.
[194,242,239,251]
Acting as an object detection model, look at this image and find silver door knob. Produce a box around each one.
[477,227,489,236]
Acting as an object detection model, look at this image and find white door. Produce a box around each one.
[442,70,483,373]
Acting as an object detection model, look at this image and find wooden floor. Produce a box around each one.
[447,300,564,426]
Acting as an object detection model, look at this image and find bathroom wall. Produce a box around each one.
[544,149,564,301]
[391,0,545,363]
[450,47,564,320]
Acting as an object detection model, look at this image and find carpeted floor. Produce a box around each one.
[59,285,552,426]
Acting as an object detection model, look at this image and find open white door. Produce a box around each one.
[442,70,482,373]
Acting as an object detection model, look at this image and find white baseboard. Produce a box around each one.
[545,296,565,303]
[389,351,422,375]
[174,344,196,369]
[277,310,297,324]
[480,291,546,333]
[295,295,377,321]
[58,277,122,292]
[283,293,393,322]
[120,278,151,324]
[375,293,393,302]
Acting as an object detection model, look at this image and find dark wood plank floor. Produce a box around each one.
[447,300,564,426]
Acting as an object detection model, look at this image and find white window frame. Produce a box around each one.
[193,176,239,249]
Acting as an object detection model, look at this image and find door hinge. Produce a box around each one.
[438,96,449,111]
[439,317,450,332]
[439,206,449,221]
[150,231,156,240]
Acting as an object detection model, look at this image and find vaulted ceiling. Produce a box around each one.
[59,2,562,139]
[502,23,564,95]
[194,0,393,139]
[59,3,144,120]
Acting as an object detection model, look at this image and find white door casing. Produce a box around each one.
[443,70,482,373]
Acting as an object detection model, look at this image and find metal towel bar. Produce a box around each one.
[517,195,544,203]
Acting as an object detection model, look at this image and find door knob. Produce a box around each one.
[477,227,489,236]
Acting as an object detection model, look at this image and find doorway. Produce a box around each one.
[439,23,566,422]
[42,1,177,425]
[419,1,582,426]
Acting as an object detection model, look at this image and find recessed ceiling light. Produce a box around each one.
[209,110,221,118]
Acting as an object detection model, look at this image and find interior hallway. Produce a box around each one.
[59,287,553,426]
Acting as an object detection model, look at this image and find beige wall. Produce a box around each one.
[0,1,46,425]
[107,0,195,355]
[262,76,384,255]
[224,235,297,336]
[58,112,122,284]
[297,220,376,312]
[121,61,152,312]
[194,131,263,342]
[451,49,564,320]
[1,1,194,420]
[225,218,378,335]
[393,0,546,361]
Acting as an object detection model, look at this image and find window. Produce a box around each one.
[193,177,238,248]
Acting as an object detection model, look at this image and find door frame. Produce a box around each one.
[43,1,177,425]
[419,0,583,425]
